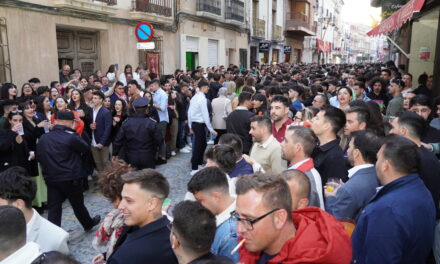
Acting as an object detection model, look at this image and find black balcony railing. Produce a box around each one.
[197,0,221,16]
[134,0,173,17]
[94,0,117,5]
[225,0,244,22]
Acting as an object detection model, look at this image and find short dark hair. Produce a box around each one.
[36,86,50,96]
[172,201,216,254]
[281,169,311,200]
[92,91,105,101]
[271,95,290,107]
[98,162,134,203]
[204,144,237,174]
[396,111,425,139]
[122,169,169,200]
[127,80,139,87]
[50,81,59,88]
[198,80,209,88]
[115,81,124,87]
[0,167,35,208]
[321,106,346,134]
[28,77,40,83]
[250,115,272,132]
[346,106,370,126]
[286,126,317,156]
[188,167,229,194]
[213,73,221,82]
[236,173,292,221]
[238,92,253,105]
[218,133,243,157]
[354,82,366,90]
[0,205,26,256]
[409,94,431,108]
[382,134,420,175]
[351,130,383,164]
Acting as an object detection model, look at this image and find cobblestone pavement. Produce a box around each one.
[58,151,192,263]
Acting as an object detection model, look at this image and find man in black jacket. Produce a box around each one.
[226,92,255,154]
[104,169,178,264]
[36,111,100,230]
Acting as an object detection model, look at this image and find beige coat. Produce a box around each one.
[211,96,232,130]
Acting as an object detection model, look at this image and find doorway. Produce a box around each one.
[56,29,99,76]
[186,52,198,71]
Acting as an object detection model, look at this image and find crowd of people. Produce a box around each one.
[0,61,439,264]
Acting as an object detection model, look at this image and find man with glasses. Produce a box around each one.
[59,65,71,84]
[233,173,351,263]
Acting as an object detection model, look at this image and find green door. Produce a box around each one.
[186,52,195,71]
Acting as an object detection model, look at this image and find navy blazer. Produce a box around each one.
[352,174,436,264]
[107,216,178,264]
[92,107,112,146]
[325,166,379,221]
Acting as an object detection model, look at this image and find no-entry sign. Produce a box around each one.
[135,22,154,42]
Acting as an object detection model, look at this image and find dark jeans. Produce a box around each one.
[47,178,95,230]
[157,121,168,158]
[191,122,207,170]
[177,120,188,149]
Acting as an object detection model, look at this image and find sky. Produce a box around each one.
[341,0,382,27]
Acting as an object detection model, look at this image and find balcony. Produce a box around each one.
[285,12,316,36]
[53,0,118,16]
[130,0,173,24]
[253,18,266,39]
[197,0,222,19]
[225,0,245,24]
[272,25,283,41]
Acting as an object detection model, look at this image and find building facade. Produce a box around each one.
[177,0,249,71]
[0,0,181,85]
[249,0,285,66]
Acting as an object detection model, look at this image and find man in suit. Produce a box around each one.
[90,91,112,172]
[325,131,382,221]
[0,167,69,253]
[103,169,178,264]
[226,92,255,154]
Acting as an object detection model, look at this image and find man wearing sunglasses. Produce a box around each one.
[233,173,352,264]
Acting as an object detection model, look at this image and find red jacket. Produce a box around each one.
[239,207,352,264]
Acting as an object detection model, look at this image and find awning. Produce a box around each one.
[367,0,425,36]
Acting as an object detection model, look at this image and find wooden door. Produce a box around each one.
[57,29,99,77]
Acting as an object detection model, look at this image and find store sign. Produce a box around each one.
[284,46,292,54]
[380,0,407,19]
[259,42,270,52]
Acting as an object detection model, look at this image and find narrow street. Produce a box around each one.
[61,152,192,263]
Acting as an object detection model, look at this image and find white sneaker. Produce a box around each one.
[171,151,176,156]
[207,139,214,145]
[190,169,199,176]
[185,145,192,150]
[180,148,191,153]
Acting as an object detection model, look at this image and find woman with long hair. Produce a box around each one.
[3,110,30,173]
[51,97,84,135]
[234,77,245,96]
[0,83,17,100]
[35,96,52,122]
[110,99,128,143]
[19,83,35,101]
[67,89,92,136]
[49,87,59,107]
[143,91,159,121]
[252,93,268,116]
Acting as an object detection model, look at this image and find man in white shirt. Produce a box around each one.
[0,206,41,264]
[0,167,69,254]
[281,126,324,209]
[249,115,286,174]
[188,81,217,173]
[187,167,239,263]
